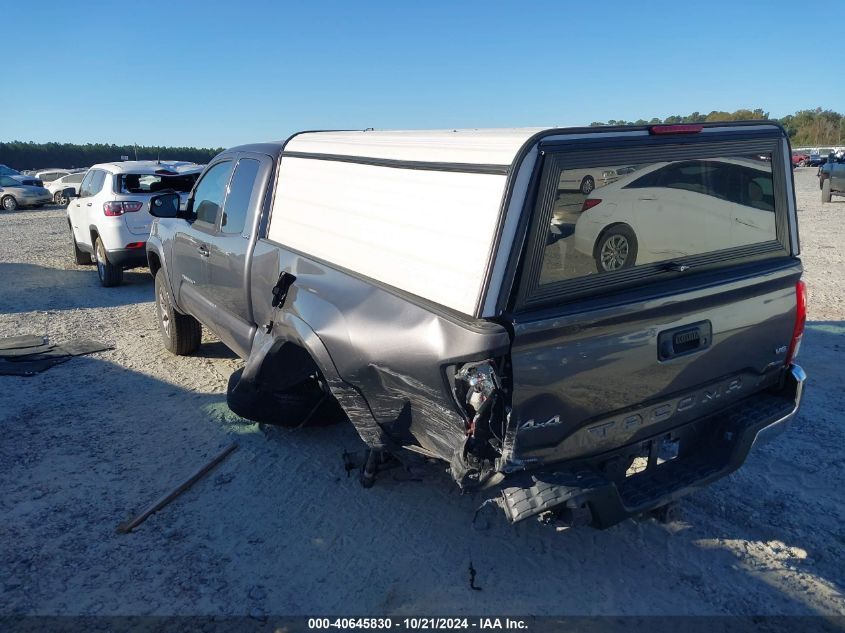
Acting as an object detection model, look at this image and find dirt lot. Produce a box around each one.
[1,168,843,616]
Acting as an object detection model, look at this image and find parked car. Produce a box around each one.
[821,155,845,203]
[792,153,809,166]
[146,123,806,530]
[0,175,53,210]
[46,171,86,204]
[573,157,776,271]
[66,161,202,286]
[0,164,43,187]
[557,165,638,194]
[34,168,71,184]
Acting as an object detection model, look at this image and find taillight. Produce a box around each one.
[125,242,145,249]
[649,124,703,135]
[581,198,602,212]
[104,201,143,216]
[785,280,807,365]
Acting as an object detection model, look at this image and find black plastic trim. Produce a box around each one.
[280,150,511,175]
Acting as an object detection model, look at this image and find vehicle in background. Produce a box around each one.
[805,153,827,167]
[573,157,776,271]
[46,171,86,204]
[145,122,805,530]
[34,168,71,184]
[822,154,845,203]
[65,161,202,286]
[558,165,638,195]
[0,164,43,187]
[0,175,53,211]
[792,153,809,167]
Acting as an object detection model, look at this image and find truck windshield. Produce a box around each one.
[117,173,197,194]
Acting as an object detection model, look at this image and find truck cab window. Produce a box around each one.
[192,161,233,226]
[221,158,260,235]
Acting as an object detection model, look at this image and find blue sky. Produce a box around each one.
[4,0,842,148]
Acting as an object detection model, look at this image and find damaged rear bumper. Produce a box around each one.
[498,364,806,528]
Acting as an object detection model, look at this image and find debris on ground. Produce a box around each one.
[0,334,112,376]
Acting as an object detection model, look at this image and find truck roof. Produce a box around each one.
[286,128,551,166]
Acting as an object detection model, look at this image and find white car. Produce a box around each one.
[34,168,71,184]
[558,165,638,195]
[573,157,776,272]
[67,161,203,286]
[46,172,86,204]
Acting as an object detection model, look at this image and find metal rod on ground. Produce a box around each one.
[116,442,238,534]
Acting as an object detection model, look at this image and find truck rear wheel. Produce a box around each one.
[226,367,343,427]
[155,268,201,355]
[822,178,832,203]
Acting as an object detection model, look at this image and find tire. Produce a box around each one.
[1,195,18,211]
[93,236,123,287]
[227,367,345,427]
[594,224,638,272]
[580,176,595,195]
[822,178,832,203]
[155,268,201,355]
[70,229,92,265]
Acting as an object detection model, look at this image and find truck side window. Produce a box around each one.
[221,158,260,235]
[192,161,233,226]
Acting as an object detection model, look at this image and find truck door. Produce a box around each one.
[202,154,272,357]
[504,128,800,474]
[171,160,234,325]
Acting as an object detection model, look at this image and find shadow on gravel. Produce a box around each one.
[0,262,152,314]
[2,325,843,616]
[192,341,239,360]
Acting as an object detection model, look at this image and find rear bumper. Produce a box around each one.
[499,364,806,528]
[106,247,148,269]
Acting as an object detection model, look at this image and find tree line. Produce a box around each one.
[0,142,224,171]
[3,108,843,170]
[590,107,845,147]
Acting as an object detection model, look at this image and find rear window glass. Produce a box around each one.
[539,153,778,285]
[117,173,197,194]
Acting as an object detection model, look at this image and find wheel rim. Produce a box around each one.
[3,197,16,210]
[158,287,171,336]
[582,179,594,194]
[600,234,629,271]
[54,193,61,204]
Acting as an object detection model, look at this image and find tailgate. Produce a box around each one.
[502,124,801,471]
[507,263,801,468]
[123,200,154,236]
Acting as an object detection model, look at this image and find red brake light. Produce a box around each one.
[581,198,602,212]
[103,201,124,216]
[104,201,143,216]
[785,280,807,365]
[125,242,145,249]
[649,124,704,135]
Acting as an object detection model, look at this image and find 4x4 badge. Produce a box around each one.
[520,415,561,431]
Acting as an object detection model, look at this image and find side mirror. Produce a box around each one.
[62,187,79,199]
[149,193,182,218]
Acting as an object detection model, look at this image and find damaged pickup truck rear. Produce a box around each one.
[146,122,807,529]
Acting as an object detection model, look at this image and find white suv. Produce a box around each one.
[67,161,202,286]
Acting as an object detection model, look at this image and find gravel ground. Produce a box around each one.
[0,167,843,616]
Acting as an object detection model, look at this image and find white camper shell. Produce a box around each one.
[268,129,547,315]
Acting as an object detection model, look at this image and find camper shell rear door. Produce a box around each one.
[500,124,801,472]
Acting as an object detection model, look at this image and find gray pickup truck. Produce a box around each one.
[146,122,806,529]
[821,153,845,202]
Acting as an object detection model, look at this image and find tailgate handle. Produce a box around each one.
[658,320,712,361]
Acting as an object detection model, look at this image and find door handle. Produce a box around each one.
[86,202,92,206]
[197,245,210,257]
[638,194,657,201]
